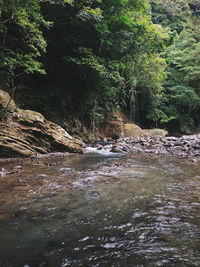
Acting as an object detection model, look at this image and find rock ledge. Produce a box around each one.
[0,90,82,157]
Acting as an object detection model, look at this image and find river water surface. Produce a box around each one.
[0,151,200,266]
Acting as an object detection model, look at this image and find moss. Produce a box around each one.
[124,123,145,137]
[28,110,44,118]
[17,109,45,123]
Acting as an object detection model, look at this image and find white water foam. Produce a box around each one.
[83,145,116,155]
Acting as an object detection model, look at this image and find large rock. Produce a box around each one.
[98,111,146,139]
[0,90,82,157]
[124,123,146,138]
[98,111,168,140]
[144,128,168,137]
[99,121,124,139]
[98,111,124,139]
[62,118,90,143]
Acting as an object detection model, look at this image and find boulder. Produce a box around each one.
[0,90,82,157]
[98,111,167,140]
[99,121,124,139]
[98,111,124,139]
[144,128,168,137]
[124,123,146,138]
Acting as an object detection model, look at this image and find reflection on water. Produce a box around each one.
[0,153,200,266]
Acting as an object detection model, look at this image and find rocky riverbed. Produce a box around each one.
[1,147,200,267]
[95,134,200,159]
[1,89,200,161]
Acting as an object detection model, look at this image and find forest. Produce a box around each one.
[1,0,200,135]
[1,2,200,266]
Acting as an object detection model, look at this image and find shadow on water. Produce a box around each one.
[0,152,200,266]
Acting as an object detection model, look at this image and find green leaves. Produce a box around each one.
[0,0,48,88]
[4,0,200,135]
[158,29,200,132]
[78,6,103,21]
[65,47,109,78]
[148,1,200,132]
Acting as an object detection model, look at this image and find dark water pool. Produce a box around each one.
[0,153,200,266]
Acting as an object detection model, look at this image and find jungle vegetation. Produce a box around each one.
[0,0,200,134]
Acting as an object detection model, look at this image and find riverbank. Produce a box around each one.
[94,134,200,159]
[1,89,200,161]
[1,134,200,167]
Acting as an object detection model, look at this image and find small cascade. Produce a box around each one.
[83,143,116,155]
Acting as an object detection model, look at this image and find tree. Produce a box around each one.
[37,0,168,131]
[158,29,200,133]
[0,0,51,120]
[0,0,50,93]
[149,0,200,133]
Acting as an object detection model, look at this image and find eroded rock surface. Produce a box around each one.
[0,90,82,157]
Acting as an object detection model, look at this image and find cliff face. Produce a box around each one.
[0,90,82,158]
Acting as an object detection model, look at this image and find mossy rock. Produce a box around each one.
[15,109,45,124]
[124,123,146,137]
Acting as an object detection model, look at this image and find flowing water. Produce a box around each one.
[0,150,200,267]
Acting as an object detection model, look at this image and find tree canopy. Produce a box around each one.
[1,0,200,134]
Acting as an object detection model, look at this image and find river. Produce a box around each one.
[0,150,200,266]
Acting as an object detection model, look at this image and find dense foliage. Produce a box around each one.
[0,0,49,88]
[1,0,200,133]
[151,0,200,133]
